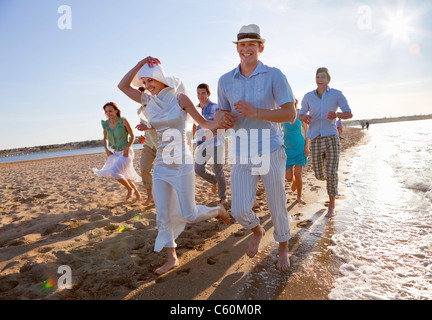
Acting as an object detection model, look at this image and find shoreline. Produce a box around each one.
[2,113,429,157]
[0,127,366,300]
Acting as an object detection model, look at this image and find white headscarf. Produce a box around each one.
[132,64,187,95]
[134,64,194,130]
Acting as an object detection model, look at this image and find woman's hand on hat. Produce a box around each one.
[138,56,161,68]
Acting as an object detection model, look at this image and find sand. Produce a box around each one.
[0,127,366,300]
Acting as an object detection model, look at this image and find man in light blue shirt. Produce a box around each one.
[300,67,353,218]
[215,24,296,272]
[193,83,227,203]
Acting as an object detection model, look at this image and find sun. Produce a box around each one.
[380,2,416,47]
[383,14,411,43]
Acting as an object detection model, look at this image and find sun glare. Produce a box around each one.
[383,14,411,43]
[381,2,417,47]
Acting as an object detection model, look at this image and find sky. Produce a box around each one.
[0,0,431,150]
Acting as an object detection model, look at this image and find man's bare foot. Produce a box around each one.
[217,203,230,225]
[143,195,154,205]
[245,225,265,258]
[325,207,336,218]
[154,258,179,275]
[125,189,133,201]
[276,242,290,271]
[212,183,217,194]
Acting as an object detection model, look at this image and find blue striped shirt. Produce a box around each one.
[196,101,223,147]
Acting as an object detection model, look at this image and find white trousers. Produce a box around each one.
[231,146,290,243]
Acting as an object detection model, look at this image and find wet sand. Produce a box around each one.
[0,127,365,300]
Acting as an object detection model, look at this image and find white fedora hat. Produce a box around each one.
[233,24,266,44]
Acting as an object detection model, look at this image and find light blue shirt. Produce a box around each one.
[300,87,351,140]
[217,61,294,156]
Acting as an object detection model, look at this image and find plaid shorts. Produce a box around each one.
[310,135,340,196]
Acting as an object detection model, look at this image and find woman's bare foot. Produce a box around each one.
[276,241,290,271]
[217,203,230,225]
[134,190,142,200]
[154,258,179,275]
[154,248,179,275]
[245,225,265,258]
[125,189,133,201]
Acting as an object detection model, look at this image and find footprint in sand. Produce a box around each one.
[292,213,303,220]
[32,193,49,199]
[42,223,68,236]
[296,220,312,228]
[207,250,229,265]
[233,229,246,237]
[176,268,191,276]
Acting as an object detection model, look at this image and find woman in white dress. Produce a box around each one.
[118,56,230,275]
[92,102,142,201]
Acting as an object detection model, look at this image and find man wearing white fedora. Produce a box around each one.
[215,24,297,271]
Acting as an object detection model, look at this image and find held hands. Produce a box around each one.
[301,115,312,125]
[218,111,237,129]
[135,123,150,131]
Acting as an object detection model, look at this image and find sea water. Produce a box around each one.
[0,144,143,164]
[234,119,432,300]
[329,119,432,300]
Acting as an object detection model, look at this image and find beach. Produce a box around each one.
[0,127,365,300]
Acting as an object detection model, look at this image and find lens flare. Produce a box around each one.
[44,277,57,289]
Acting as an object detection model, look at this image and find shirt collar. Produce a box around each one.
[197,100,214,109]
[315,86,331,96]
[233,61,267,79]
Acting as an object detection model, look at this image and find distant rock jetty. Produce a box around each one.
[342,113,432,127]
[0,139,110,158]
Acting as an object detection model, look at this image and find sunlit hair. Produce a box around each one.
[103,102,121,118]
[316,67,331,80]
[197,83,210,94]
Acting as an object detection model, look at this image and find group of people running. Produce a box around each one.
[92,24,353,275]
